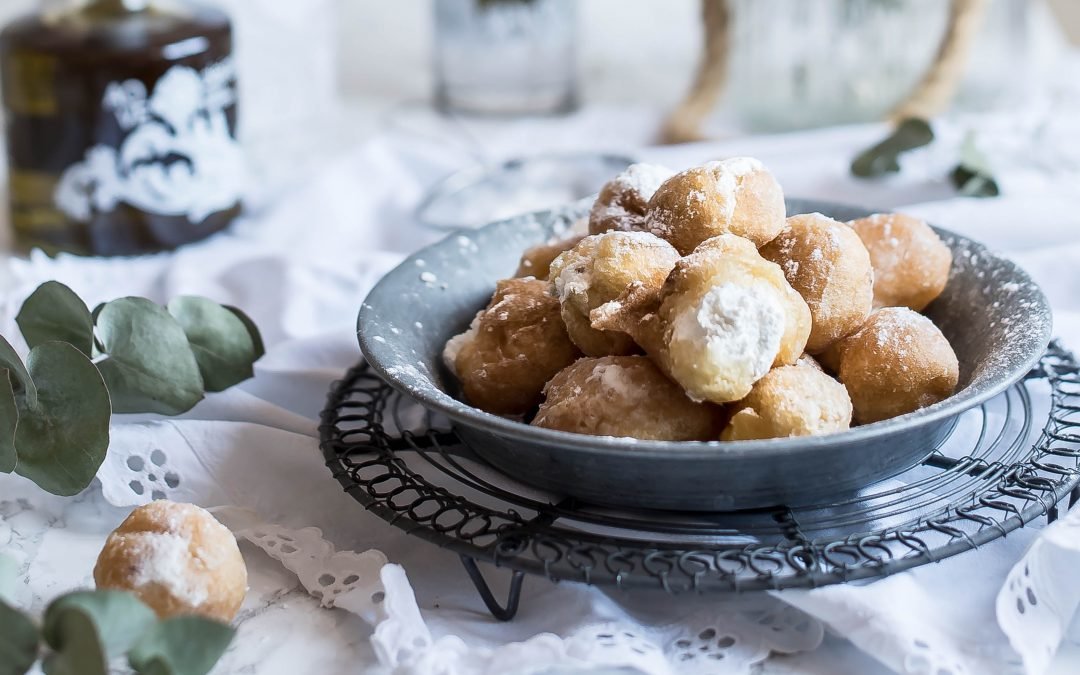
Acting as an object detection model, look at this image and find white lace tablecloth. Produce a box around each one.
[3,83,1080,675]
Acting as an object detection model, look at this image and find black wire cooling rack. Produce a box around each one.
[319,341,1080,620]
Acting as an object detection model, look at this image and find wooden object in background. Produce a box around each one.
[661,0,989,143]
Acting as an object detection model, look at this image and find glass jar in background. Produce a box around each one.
[723,0,1036,132]
[433,0,578,116]
[0,0,244,255]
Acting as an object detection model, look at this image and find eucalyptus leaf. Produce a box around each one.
[90,303,106,357]
[128,616,235,675]
[13,342,111,496]
[0,599,38,675]
[952,166,1000,197]
[851,118,935,178]
[15,282,94,356]
[950,131,1000,198]
[42,591,156,675]
[0,371,16,474]
[0,336,35,406]
[223,305,265,360]
[167,297,257,392]
[94,298,204,415]
[0,554,18,602]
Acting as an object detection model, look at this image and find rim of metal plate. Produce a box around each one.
[319,341,1080,606]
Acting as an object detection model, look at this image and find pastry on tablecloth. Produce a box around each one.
[94,500,247,621]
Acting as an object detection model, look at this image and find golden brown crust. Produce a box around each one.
[532,356,723,440]
[514,235,585,280]
[93,501,247,622]
[644,158,786,255]
[833,307,960,424]
[449,277,580,415]
[760,213,874,353]
[848,213,952,311]
[548,231,680,357]
[721,363,852,440]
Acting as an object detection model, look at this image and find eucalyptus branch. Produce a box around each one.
[0,576,234,675]
[0,281,263,496]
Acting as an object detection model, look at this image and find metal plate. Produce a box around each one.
[357,199,1053,510]
[319,343,1080,605]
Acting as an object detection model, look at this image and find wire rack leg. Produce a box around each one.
[460,555,525,621]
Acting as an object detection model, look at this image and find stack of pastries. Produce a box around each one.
[443,158,959,441]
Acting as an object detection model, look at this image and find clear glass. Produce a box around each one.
[723,0,1033,132]
[433,0,578,116]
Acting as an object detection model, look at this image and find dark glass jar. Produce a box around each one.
[0,0,242,256]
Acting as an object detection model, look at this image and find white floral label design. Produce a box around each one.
[54,57,245,224]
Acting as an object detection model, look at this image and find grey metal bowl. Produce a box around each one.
[357,199,1053,511]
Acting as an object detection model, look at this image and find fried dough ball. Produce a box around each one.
[443,277,580,415]
[848,213,952,311]
[514,235,585,279]
[588,163,675,235]
[549,231,680,356]
[761,213,874,353]
[691,232,761,259]
[648,242,812,403]
[721,363,853,441]
[832,307,960,424]
[532,356,722,440]
[94,501,247,622]
[645,157,786,255]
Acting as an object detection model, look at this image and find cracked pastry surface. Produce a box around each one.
[645,238,812,404]
[548,230,680,357]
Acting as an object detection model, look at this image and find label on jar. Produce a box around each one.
[53,57,245,225]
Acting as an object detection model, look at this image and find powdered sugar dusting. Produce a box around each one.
[702,157,764,220]
[672,282,785,386]
[610,163,675,202]
[608,229,669,247]
[586,362,639,399]
[128,532,210,607]
[713,156,764,177]
[865,307,929,360]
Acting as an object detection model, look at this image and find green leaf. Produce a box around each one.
[167,297,257,392]
[0,336,36,407]
[0,599,39,675]
[851,118,935,178]
[13,342,111,496]
[1,337,31,475]
[15,282,94,357]
[42,591,156,675]
[94,298,204,415]
[0,554,18,602]
[223,305,265,360]
[0,369,16,474]
[950,131,1000,198]
[951,166,1000,197]
[129,616,235,675]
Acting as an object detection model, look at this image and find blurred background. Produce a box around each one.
[0,0,1078,255]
